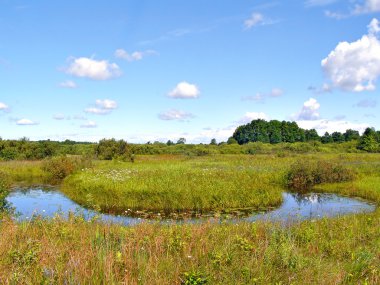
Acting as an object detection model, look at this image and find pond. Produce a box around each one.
[5,186,376,225]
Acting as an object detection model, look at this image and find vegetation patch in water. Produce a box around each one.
[62,156,285,214]
[286,160,355,191]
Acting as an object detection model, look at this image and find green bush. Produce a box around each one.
[42,156,92,180]
[286,160,355,190]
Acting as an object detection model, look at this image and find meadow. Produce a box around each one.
[0,150,379,284]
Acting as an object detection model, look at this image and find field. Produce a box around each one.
[0,152,379,284]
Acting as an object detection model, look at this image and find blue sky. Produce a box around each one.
[0,0,379,143]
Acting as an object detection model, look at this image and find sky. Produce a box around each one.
[0,0,380,143]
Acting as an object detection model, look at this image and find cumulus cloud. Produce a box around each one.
[321,18,380,92]
[294,98,320,120]
[158,109,195,121]
[65,57,121,80]
[0,102,9,112]
[80,120,97,128]
[242,88,283,102]
[16,118,38,126]
[236,112,269,124]
[59,80,77,88]
[354,99,377,108]
[85,99,118,115]
[368,18,380,34]
[168,82,200,99]
[114,49,157,61]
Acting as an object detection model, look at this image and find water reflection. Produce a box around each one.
[5,188,376,226]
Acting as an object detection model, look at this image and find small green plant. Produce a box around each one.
[181,271,208,285]
[0,171,10,212]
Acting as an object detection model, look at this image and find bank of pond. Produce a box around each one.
[6,186,376,225]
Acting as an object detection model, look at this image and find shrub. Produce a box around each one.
[42,156,92,180]
[286,160,355,190]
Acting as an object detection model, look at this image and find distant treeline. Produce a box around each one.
[0,120,379,161]
[232,119,368,144]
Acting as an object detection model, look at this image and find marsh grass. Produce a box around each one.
[62,155,286,214]
[0,161,48,185]
[0,209,379,284]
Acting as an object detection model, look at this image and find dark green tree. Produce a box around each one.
[331,132,345,143]
[343,129,360,141]
[358,128,379,152]
[305,129,320,141]
[321,132,333,144]
[176,138,186,145]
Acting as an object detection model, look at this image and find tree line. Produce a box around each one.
[231,119,380,151]
[0,120,379,161]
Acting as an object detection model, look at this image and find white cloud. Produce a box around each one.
[16,118,38,126]
[65,57,121,80]
[236,112,269,124]
[53,114,66,120]
[85,99,118,115]
[297,119,369,134]
[321,19,380,92]
[73,115,87,120]
[243,88,283,102]
[244,13,264,29]
[354,99,377,108]
[353,0,380,14]
[305,0,338,7]
[59,80,77,88]
[368,18,380,34]
[294,98,320,120]
[158,109,195,121]
[326,0,380,18]
[80,120,97,128]
[114,49,157,61]
[244,12,277,29]
[168,82,200,99]
[0,102,9,111]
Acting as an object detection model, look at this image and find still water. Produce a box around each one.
[6,187,376,225]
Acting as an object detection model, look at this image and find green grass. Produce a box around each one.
[0,209,379,284]
[62,155,288,214]
[0,161,49,186]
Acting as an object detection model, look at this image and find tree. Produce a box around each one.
[331,132,344,143]
[343,129,360,141]
[358,128,379,152]
[176,137,186,145]
[95,139,131,160]
[227,137,238,145]
[305,129,320,141]
[166,140,174,146]
[321,132,333,144]
[210,138,217,145]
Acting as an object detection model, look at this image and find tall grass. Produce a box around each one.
[0,210,379,284]
[62,155,286,214]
